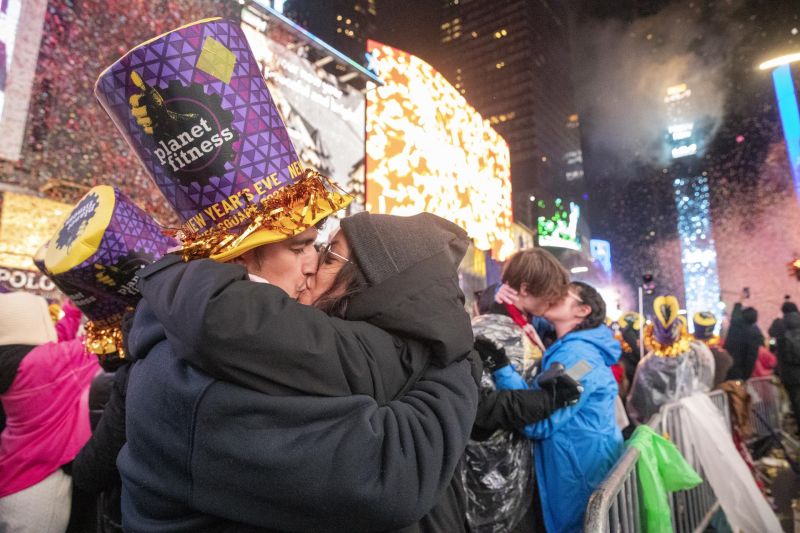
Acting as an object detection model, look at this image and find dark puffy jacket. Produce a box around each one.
[725,303,764,380]
[119,249,479,532]
[71,364,130,533]
[773,312,800,385]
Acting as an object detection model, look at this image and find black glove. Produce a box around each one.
[536,363,583,409]
[474,335,510,372]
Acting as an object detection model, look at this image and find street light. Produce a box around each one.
[760,52,800,200]
[638,273,655,357]
[759,53,800,71]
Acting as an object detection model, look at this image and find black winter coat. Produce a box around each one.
[71,364,129,532]
[725,303,764,380]
[119,253,479,532]
[771,312,800,385]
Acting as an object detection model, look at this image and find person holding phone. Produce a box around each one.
[489,281,623,533]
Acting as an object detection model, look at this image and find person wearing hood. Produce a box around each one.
[768,299,800,428]
[725,300,764,381]
[119,211,480,532]
[491,281,623,533]
[767,297,798,343]
[0,292,100,533]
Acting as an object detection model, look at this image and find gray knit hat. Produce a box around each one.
[0,292,57,346]
[339,212,470,286]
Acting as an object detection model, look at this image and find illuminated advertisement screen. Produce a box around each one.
[0,0,46,161]
[590,239,612,275]
[241,7,366,213]
[365,40,515,259]
[0,191,69,269]
[535,197,581,250]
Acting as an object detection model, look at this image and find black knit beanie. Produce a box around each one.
[339,212,470,286]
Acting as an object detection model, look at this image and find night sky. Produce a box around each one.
[373,0,441,66]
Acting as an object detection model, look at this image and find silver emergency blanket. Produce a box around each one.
[627,340,715,424]
[463,314,537,532]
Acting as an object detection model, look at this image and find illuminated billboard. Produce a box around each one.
[590,239,612,276]
[0,191,70,271]
[241,6,367,213]
[0,0,46,161]
[0,191,69,299]
[535,198,581,250]
[365,40,515,259]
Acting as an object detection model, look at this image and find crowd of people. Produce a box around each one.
[1,18,796,533]
[6,216,795,532]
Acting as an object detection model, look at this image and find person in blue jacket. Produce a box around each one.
[493,281,623,533]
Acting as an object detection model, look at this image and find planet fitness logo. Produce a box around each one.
[129,72,238,187]
[56,192,99,250]
[95,251,155,298]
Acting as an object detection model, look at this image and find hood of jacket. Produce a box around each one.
[552,325,621,367]
[785,311,800,331]
[125,298,168,364]
[342,213,474,368]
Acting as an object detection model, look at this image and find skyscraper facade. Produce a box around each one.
[283,0,377,67]
[439,0,585,230]
[665,83,722,321]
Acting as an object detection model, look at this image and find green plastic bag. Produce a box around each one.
[628,425,702,533]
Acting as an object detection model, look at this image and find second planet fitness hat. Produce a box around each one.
[39,185,176,355]
[95,18,352,262]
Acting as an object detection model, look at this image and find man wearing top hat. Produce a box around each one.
[95,18,479,532]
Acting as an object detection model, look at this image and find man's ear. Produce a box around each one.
[519,282,529,297]
[231,249,256,270]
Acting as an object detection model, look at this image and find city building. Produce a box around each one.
[283,0,377,67]
[439,0,585,230]
[665,83,722,322]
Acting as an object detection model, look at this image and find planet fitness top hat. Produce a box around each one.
[95,18,352,262]
[39,185,176,355]
[692,311,717,341]
[644,295,691,357]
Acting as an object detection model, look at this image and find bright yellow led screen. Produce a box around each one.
[366,41,515,259]
[0,192,71,270]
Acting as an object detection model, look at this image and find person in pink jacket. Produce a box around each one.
[0,292,99,532]
[752,343,778,378]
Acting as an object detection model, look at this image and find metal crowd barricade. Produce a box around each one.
[583,414,659,533]
[584,390,730,533]
[658,390,729,533]
[747,376,781,439]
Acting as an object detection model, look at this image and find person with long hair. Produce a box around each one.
[492,281,623,533]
